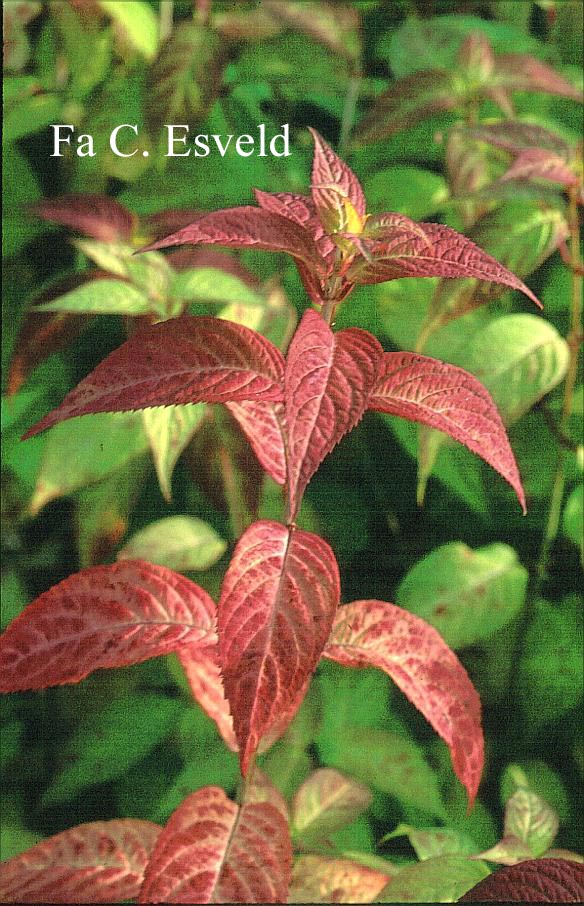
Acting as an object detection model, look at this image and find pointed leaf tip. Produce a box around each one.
[369,352,527,513]
[218,519,340,774]
[0,560,215,692]
[23,316,284,439]
[285,310,383,518]
[323,600,484,808]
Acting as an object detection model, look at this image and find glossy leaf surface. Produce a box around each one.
[308,127,366,230]
[138,784,292,903]
[285,310,382,518]
[0,560,215,691]
[323,600,484,807]
[369,352,526,511]
[218,520,340,773]
[24,316,285,438]
[0,819,161,904]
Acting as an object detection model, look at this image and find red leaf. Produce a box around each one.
[138,206,326,274]
[308,128,366,231]
[31,195,136,242]
[218,520,340,774]
[459,857,584,902]
[226,401,287,485]
[178,641,307,756]
[353,70,458,145]
[138,784,292,903]
[369,352,526,512]
[323,600,484,808]
[0,819,161,904]
[23,316,285,438]
[495,54,584,102]
[348,221,541,307]
[254,189,337,273]
[177,644,238,752]
[0,560,215,692]
[285,310,382,519]
[501,148,580,189]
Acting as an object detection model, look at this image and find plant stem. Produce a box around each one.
[537,187,582,584]
[159,0,173,41]
[213,409,250,539]
[339,72,361,157]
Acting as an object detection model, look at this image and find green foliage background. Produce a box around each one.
[2,0,583,892]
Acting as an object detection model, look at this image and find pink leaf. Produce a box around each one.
[289,855,390,903]
[459,858,584,902]
[178,642,307,756]
[31,195,136,242]
[226,400,287,485]
[348,221,541,307]
[254,190,337,272]
[0,819,161,904]
[218,520,340,774]
[466,121,572,157]
[177,644,238,752]
[323,600,484,808]
[285,310,382,519]
[495,54,584,102]
[138,784,292,903]
[23,316,285,438]
[0,560,215,692]
[501,148,580,189]
[353,70,458,145]
[308,128,366,230]
[369,352,526,511]
[137,206,326,274]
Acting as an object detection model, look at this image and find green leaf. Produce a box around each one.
[141,404,207,501]
[172,268,265,309]
[563,484,583,562]
[396,542,527,649]
[2,144,42,256]
[363,167,448,220]
[118,516,227,572]
[99,0,159,60]
[377,854,490,902]
[155,748,240,823]
[503,789,559,857]
[386,416,489,515]
[453,314,570,425]
[3,91,63,143]
[384,824,478,860]
[501,761,571,824]
[316,661,393,759]
[34,279,151,316]
[42,694,182,805]
[317,726,446,819]
[517,596,583,733]
[30,411,149,514]
[381,14,541,78]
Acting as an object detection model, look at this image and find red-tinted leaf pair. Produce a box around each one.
[0,776,293,904]
[139,128,541,310]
